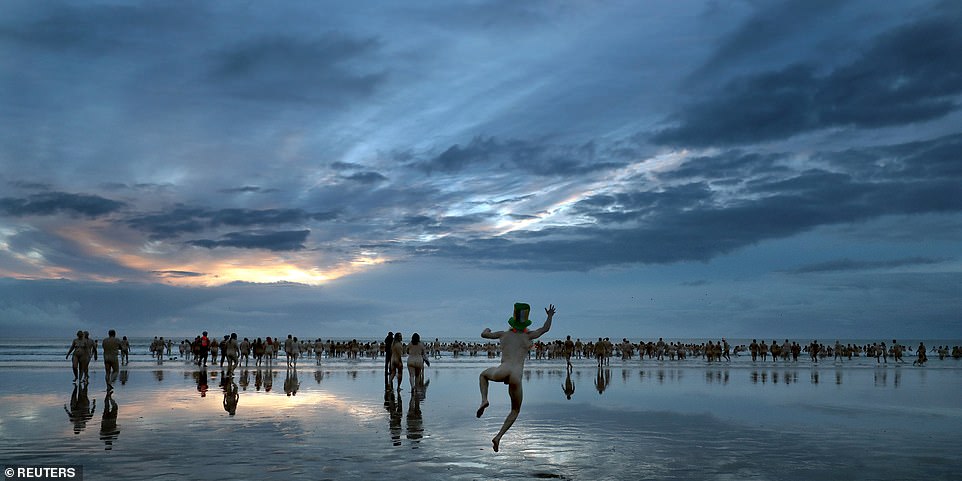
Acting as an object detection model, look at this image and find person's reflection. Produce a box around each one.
[223,378,239,416]
[406,390,423,445]
[239,369,250,391]
[254,369,263,391]
[314,370,324,384]
[284,368,300,396]
[64,383,96,434]
[195,367,209,397]
[594,367,610,394]
[99,391,120,450]
[118,369,129,386]
[384,382,402,446]
[563,370,576,400]
[153,370,164,382]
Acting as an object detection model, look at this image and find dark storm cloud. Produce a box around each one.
[126,207,337,240]
[790,257,949,274]
[414,136,623,176]
[655,151,790,182]
[571,183,714,225]
[330,161,365,171]
[210,34,386,103]
[419,134,962,270]
[342,171,388,184]
[0,192,125,218]
[187,230,311,252]
[653,13,962,147]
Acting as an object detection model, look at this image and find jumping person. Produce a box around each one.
[477,302,555,452]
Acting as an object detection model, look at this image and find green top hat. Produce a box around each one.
[508,303,532,332]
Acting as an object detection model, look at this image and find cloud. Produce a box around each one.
[209,34,386,103]
[219,186,279,194]
[0,192,125,218]
[417,134,962,270]
[187,230,311,251]
[152,270,205,279]
[790,257,950,274]
[342,171,388,184]
[5,229,145,280]
[653,13,962,147]
[126,207,337,240]
[412,136,623,176]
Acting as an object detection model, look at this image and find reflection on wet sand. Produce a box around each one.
[284,368,300,396]
[385,383,402,446]
[563,371,575,400]
[99,391,120,450]
[594,367,610,394]
[223,376,239,415]
[65,383,95,434]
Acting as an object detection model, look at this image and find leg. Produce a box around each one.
[477,368,493,417]
[492,380,523,452]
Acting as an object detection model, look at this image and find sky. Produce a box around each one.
[1,0,960,340]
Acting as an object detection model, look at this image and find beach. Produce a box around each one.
[1,343,961,481]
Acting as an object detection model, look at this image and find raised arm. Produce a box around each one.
[528,304,556,339]
[481,328,504,340]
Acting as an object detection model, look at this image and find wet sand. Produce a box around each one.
[1,360,961,480]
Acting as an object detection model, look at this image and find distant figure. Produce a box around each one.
[284,334,298,368]
[389,332,404,390]
[563,335,575,371]
[66,331,90,383]
[199,331,210,366]
[384,332,395,374]
[225,333,240,375]
[477,302,555,452]
[407,333,427,391]
[913,342,928,367]
[101,330,122,391]
[120,336,130,365]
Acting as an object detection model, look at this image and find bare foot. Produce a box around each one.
[492,436,500,452]
[476,401,489,418]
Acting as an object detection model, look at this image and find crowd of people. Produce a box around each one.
[72,330,961,378]
[66,301,961,453]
